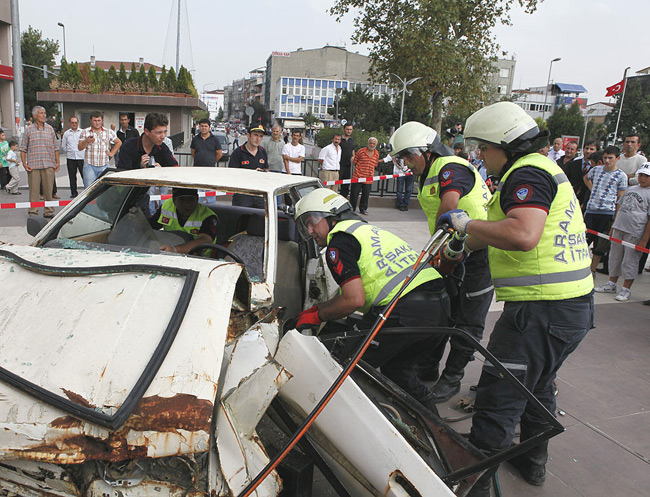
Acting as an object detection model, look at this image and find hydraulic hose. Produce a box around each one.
[236,226,452,497]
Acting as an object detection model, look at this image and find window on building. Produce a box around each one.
[500,68,510,78]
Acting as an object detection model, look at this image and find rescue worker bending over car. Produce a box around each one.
[286,188,450,413]
[438,102,594,496]
[148,188,218,254]
[388,121,494,404]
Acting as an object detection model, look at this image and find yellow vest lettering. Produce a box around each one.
[327,220,441,313]
[488,153,593,301]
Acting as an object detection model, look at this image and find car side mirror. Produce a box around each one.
[27,216,49,237]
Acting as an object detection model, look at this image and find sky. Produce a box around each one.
[17,0,649,105]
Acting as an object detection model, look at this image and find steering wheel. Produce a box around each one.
[188,243,245,264]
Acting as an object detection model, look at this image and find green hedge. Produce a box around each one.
[316,127,391,153]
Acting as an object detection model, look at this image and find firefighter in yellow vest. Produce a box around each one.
[389,122,495,404]
[149,188,218,254]
[287,188,451,413]
[438,102,594,496]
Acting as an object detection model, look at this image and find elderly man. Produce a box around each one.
[61,116,86,198]
[350,137,379,215]
[547,137,565,162]
[20,106,60,218]
[261,124,285,173]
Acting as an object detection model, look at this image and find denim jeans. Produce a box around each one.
[396,174,414,207]
[83,162,108,188]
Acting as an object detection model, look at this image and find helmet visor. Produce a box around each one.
[391,147,423,161]
[296,211,330,240]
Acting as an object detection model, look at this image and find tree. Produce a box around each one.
[547,103,584,142]
[330,86,371,126]
[159,66,168,92]
[138,64,148,91]
[606,79,650,146]
[303,111,320,133]
[147,66,159,92]
[330,0,540,130]
[216,107,224,122]
[21,26,59,114]
[118,63,128,90]
[166,67,177,92]
[107,65,119,91]
[129,62,138,83]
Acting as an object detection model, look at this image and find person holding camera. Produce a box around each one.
[117,113,178,170]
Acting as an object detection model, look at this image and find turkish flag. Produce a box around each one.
[606,79,626,97]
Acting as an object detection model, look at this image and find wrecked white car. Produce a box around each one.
[0,168,561,496]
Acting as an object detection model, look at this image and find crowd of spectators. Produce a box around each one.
[543,133,650,304]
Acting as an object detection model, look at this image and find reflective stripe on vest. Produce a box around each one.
[418,155,491,235]
[327,220,441,313]
[488,154,593,301]
[492,267,592,288]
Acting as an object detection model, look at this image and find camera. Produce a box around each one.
[445,127,459,139]
[378,142,392,153]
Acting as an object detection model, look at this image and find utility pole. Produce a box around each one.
[11,0,25,137]
[175,0,181,73]
[613,66,630,145]
[391,74,422,127]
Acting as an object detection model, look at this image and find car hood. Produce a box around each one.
[0,245,243,463]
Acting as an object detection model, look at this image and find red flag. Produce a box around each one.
[606,79,625,97]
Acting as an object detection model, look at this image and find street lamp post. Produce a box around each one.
[202,82,215,95]
[542,57,561,122]
[391,74,422,127]
[57,22,66,60]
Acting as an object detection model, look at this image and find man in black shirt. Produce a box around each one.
[339,124,356,198]
[191,118,223,166]
[117,113,178,170]
[116,114,139,144]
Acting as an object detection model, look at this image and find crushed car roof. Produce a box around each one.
[104,167,319,194]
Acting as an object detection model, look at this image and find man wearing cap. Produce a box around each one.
[228,124,268,208]
[287,188,450,413]
[148,188,218,254]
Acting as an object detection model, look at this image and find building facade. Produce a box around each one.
[200,89,224,121]
[513,83,588,120]
[0,2,14,137]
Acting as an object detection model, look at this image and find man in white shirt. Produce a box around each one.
[618,134,646,185]
[282,130,306,175]
[61,116,86,197]
[318,133,342,192]
[547,137,565,162]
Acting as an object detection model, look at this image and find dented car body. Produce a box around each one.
[0,168,560,496]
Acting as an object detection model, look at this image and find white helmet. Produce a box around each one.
[464,102,540,153]
[294,188,351,240]
[389,121,453,160]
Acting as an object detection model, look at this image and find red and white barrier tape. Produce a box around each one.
[0,190,229,210]
[322,171,413,186]
[586,228,649,254]
[1,173,412,209]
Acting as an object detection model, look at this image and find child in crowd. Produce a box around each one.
[595,163,650,301]
[0,129,9,189]
[5,140,21,195]
[584,145,628,275]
